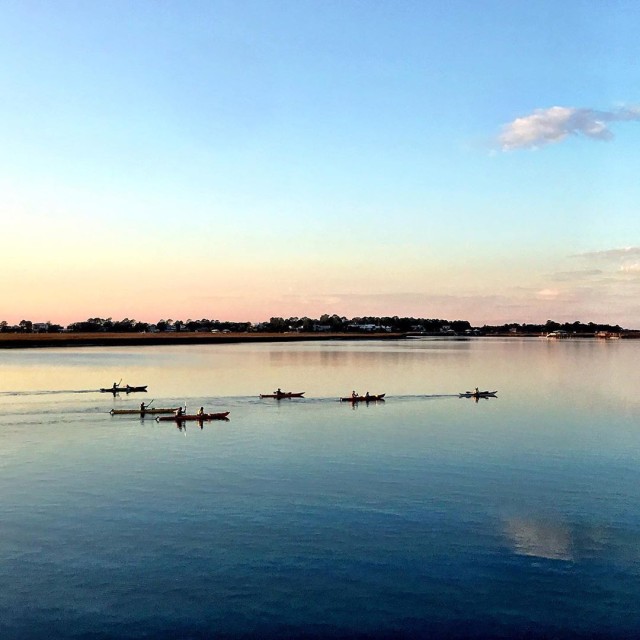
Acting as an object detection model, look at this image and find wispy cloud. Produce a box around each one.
[536,288,560,299]
[572,247,640,278]
[498,106,640,150]
[573,247,640,260]
[550,269,603,282]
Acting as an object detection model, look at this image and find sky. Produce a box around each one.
[1,0,639,328]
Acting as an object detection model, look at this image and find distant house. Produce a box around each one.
[32,323,50,333]
[353,324,377,332]
[348,324,390,332]
[595,331,620,339]
[545,330,570,339]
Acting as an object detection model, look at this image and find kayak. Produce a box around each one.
[259,392,305,399]
[459,390,497,398]
[340,394,385,402]
[100,385,148,393]
[156,412,230,422]
[110,407,180,415]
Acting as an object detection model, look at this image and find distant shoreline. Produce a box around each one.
[1,330,638,349]
[0,331,409,349]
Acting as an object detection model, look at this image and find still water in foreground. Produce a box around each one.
[0,338,639,638]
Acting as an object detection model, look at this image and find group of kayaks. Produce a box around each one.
[261,391,388,402]
[103,382,230,422]
[108,387,497,423]
[259,390,388,402]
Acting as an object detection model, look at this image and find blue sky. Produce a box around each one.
[1,0,639,326]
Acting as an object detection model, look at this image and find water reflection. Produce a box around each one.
[504,517,574,561]
[503,516,640,566]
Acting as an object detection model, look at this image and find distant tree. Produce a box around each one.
[112,318,135,332]
[299,316,314,332]
[185,318,200,331]
[267,317,287,332]
[451,320,472,333]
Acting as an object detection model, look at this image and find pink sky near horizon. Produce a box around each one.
[2,270,637,329]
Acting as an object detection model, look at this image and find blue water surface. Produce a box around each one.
[1,339,639,639]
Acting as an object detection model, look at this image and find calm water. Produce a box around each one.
[1,338,639,639]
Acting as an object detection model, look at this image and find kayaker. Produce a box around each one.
[175,407,183,417]
[475,387,479,395]
[352,390,358,399]
[365,391,370,399]
[196,407,204,416]
[140,402,147,412]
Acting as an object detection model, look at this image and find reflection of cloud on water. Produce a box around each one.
[504,517,640,566]
[504,518,574,561]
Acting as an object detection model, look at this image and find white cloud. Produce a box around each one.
[498,106,640,150]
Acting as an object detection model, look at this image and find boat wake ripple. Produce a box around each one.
[0,389,97,397]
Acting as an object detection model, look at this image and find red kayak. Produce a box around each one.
[340,394,385,402]
[156,412,230,422]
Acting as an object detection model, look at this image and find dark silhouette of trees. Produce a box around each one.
[0,315,630,335]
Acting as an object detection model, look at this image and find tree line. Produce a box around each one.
[0,316,627,334]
